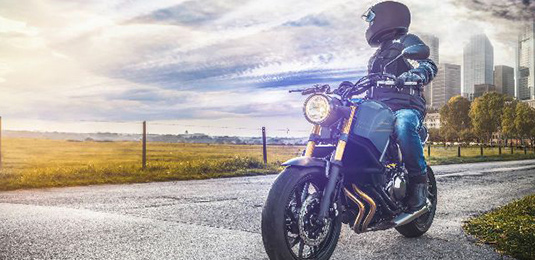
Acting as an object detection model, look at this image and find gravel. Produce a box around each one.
[1,159,535,259]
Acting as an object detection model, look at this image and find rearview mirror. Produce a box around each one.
[401,44,429,60]
[382,44,431,74]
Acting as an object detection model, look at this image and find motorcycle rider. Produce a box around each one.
[361,1,437,212]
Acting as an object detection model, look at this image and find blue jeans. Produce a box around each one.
[394,109,427,177]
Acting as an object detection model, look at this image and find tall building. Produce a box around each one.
[419,34,439,107]
[431,63,461,109]
[516,21,535,100]
[494,65,515,97]
[473,84,496,99]
[462,34,494,100]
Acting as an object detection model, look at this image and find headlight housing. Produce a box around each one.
[303,94,339,125]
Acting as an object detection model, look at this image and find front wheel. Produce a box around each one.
[395,166,438,237]
[261,166,341,260]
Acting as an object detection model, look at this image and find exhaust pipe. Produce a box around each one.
[393,199,432,227]
[343,187,366,233]
[352,184,376,232]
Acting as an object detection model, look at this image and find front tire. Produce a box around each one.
[395,166,437,237]
[261,166,341,260]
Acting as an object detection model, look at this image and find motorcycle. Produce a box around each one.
[261,45,437,260]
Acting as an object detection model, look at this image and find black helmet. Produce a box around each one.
[362,1,411,47]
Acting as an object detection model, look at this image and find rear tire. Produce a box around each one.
[261,166,341,260]
[395,166,437,238]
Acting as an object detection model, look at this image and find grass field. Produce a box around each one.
[0,138,303,191]
[464,194,535,260]
[1,138,535,191]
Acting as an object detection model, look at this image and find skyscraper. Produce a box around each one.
[494,65,515,97]
[462,34,494,100]
[516,21,535,100]
[419,34,439,108]
[473,84,496,99]
[431,63,461,109]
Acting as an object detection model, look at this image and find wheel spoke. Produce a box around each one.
[295,188,303,209]
[298,240,305,258]
[284,180,330,259]
[288,235,301,248]
[300,182,310,204]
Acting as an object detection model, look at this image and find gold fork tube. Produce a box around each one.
[304,125,321,157]
[333,106,357,161]
[343,187,366,233]
[352,184,376,232]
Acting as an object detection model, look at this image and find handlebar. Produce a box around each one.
[376,80,419,86]
[289,73,421,99]
[288,84,331,95]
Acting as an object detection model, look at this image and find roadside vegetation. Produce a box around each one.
[0,137,535,191]
[464,194,535,260]
[432,92,535,146]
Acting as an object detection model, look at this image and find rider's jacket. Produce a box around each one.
[367,33,438,115]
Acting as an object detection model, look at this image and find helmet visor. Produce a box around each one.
[361,8,375,23]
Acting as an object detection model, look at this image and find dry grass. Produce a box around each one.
[0,138,303,191]
[0,138,534,191]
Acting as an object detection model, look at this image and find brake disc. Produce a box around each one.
[298,194,332,247]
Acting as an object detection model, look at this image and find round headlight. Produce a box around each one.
[303,94,332,124]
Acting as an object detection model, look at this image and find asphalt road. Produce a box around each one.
[1,160,535,260]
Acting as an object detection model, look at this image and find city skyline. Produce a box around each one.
[494,65,515,97]
[462,34,495,100]
[516,21,535,100]
[419,33,439,108]
[432,63,461,109]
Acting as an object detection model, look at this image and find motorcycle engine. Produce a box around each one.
[384,165,408,201]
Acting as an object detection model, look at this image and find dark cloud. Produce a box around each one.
[453,0,534,21]
[112,8,371,92]
[130,0,250,26]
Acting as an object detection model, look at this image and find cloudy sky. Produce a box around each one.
[0,0,533,136]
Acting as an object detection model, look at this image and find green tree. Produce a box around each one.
[531,119,535,146]
[514,102,535,145]
[469,92,507,143]
[427,128,443,142]
[439,95,471,141]
[460,129,476,142]
[501,100,518,144]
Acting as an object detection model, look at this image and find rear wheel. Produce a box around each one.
[261,166,341,260]
[395,166,437,237]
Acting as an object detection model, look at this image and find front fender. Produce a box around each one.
[281,156,326,168]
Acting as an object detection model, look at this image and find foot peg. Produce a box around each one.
[393,199,431,227]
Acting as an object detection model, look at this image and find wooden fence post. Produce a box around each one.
[142,121,147,169]
[480,145,483,156]
[524,146,527,155]
[498,146,501,155]
[427,145,431,157]
[511,143,514,154]
[458,146,461,157]
[262,127,267,165]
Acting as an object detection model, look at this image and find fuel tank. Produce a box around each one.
[347,100,395,160]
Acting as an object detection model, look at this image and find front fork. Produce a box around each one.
[304,107,358,221]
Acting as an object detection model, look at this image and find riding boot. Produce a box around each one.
[406,175,428,212]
